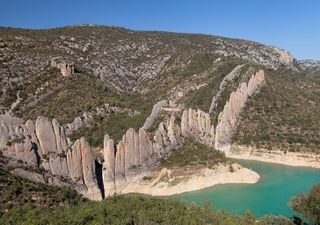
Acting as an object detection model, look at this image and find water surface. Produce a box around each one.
[175,160,320,217]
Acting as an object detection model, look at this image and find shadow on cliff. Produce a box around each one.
[95,161,105,199]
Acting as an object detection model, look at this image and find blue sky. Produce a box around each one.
[1,0,320,59]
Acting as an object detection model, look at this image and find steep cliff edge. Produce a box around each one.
[1,26,318,200]
[0,115,102,200]
[0,68,267,199]
[215,70,265,152]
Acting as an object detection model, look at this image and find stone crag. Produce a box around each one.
[0,115,102,200]
[215,70,265,152]
[0,67,266,200]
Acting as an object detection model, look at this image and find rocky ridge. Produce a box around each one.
[215,70,265,152]
[0,26,295,96]
[0,115,102,200]
[298,59,320,74]
[3,25,315,200]
[0,67,265,199]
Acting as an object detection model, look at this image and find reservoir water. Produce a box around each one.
[175,160,320,217]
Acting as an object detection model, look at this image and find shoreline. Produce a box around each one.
[228,145,320,169]
[120,163,260,196]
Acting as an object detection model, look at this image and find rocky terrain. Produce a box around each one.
[0,25,319,200]
[298,59,320,74]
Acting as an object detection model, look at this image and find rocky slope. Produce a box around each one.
[298,59,320,74]
[0,25,295,95]
[0,25,319,199]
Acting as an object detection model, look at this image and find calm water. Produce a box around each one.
[174,160,320,217]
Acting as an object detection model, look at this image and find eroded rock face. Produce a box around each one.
[51,58,75,77]
[102,113,182,196]
[143,100,168,130]
[67,139,84,184]
[209,65,244,113]
[36,116,57,155]
[67,138,102,200]
[139,128,153,162]
[181,108,214,147]
[52,118,68,154]
[0,115,102,200]
[103,134,116,196]
[49,155,69,177]
[0,115,38,166]
[215,70,265,152]
[80,138,102,201]
[0,68,265,200]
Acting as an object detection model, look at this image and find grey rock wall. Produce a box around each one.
[215,70,265,152]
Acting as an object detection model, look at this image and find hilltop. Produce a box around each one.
[0,25,319,203]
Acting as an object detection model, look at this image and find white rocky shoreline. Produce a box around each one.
[228,145,320,169]
[118,163,260,196]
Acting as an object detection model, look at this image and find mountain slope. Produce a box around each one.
[0,25,319,202]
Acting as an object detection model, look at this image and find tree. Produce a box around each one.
[290,183,320,225]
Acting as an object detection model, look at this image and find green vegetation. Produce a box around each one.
[290,183,320,225]
[0,169,84,216]
[183,59,246,113]
[5,68,154,146]
[70,98,153,146]
[145,53,218,101]
[1,193,294,225]
[17,71,124,124]
[3,166,316,225]
[235,69,320,153]
[160,140,229,168]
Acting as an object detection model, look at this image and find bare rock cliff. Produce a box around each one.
[215,70,265,152]
[0,115,102,200]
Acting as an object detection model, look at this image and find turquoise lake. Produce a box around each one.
[174,160,320,217]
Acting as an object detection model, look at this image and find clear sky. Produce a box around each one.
[1,0,320,59]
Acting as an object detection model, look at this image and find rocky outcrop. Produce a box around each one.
[209,65,244,113]
[103,134,116,196]
[142,100,168,130]
[51,58,75,77]
[272,47,294,69]
[181,109,214,147]
[298,59,320,73]
[215,70,265,152]
[102,113,181,196]
[0,115,102,200]
[36,116,58,155]
[0,68,265,200]
[64,105,140,135]
[0,115,38,166]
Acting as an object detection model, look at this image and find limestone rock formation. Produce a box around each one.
[0,115,38,166]
[143,100,168,130]
[35,116,57,155]
[0,68,266,200]
[80,138,102,201]
[52,118,68,154]
[0,114,103,200]
[102,112,183,196]
[51,58,75,76]
[67,138,102,200]
[215,70,265,152]
[209,64,244,113]
[139,128,153,162]
[181,108,214,147]
[103,134,116,196]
